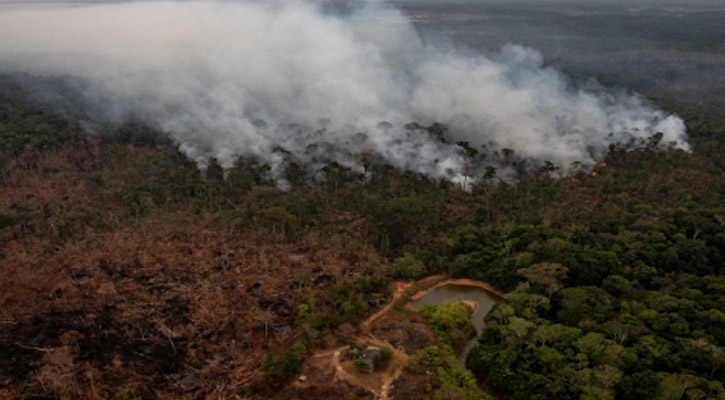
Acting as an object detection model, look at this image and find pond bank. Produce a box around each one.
[410,280,501,364]
[296,275,505,400]
[409,277,506,301]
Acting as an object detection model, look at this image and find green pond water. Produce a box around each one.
[411,284,498,364]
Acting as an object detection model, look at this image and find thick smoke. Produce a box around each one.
[0,0,688,186]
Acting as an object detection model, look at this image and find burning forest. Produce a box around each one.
[1,1,724,400]
[0,0,689,187]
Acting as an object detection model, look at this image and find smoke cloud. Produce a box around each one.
[0,0,688,186]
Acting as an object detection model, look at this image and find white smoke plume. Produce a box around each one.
[0,0,688,186]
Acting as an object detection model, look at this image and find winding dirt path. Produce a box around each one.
[331,347,381,397]
[361,281,412,331]
[300,277,503,400]
[379,351,408,400]
[329,340,409,400]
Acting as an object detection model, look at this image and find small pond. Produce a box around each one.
[411,284,498,364]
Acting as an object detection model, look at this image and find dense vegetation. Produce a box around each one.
[410,302,493,400]
[1,70,724,399]
[470,272,725,400]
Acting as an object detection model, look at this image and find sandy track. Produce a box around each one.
[301,277,502,400]
[361,281,412,330]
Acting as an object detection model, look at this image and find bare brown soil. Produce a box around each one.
[0,141,505,400]
[362,281,412,330]
[294,276,502,400]
[292,281,414,400]
[0,143,384,399]
[462,300,478,312]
